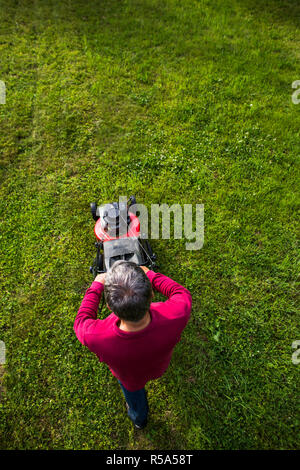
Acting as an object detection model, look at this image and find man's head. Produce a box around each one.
[104,260,152,322]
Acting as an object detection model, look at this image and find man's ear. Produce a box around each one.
[151,289,154,299]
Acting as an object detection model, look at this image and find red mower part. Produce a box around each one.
[94,211,140,242]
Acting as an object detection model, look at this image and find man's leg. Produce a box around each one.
[118,380,149,428]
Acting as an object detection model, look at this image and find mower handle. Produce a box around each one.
[127,195,136,207]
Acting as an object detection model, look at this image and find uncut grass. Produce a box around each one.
[0,0,299,449]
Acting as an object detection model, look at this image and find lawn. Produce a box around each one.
[0,0,299,450]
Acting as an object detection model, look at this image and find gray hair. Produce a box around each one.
[104,260,152,322]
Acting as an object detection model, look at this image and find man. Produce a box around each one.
[74,260,192,430]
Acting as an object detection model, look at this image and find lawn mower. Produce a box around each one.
[89,195,157,278]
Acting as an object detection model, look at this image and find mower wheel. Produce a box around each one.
[90,202,99,221]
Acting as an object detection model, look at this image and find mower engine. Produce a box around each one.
[89,196,156,278]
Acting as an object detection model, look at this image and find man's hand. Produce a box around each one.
[140,266,150,273]
[94,273,106,285]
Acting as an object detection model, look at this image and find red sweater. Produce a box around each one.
[74,270,192,391]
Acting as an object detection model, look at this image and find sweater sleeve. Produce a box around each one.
[146,270,192,322]
[73,281,104,346]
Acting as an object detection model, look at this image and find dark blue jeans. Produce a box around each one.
[118,379,149,427]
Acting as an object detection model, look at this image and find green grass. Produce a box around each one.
[0,0,299,450]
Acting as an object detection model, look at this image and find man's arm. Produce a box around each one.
[143,268,192,322]
[73,274,106,345]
